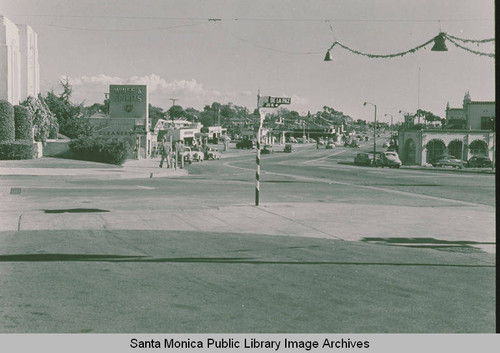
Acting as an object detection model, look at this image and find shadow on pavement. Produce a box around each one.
[43,208,110,213]
[362,237,495,253]
[0,253,493,268]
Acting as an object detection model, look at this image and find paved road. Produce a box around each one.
[0,146,495,333]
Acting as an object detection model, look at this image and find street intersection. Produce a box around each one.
[0,143,495,332]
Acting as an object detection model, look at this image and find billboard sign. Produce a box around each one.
[109,85,148,119]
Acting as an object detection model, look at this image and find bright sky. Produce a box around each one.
[1,0,495,123]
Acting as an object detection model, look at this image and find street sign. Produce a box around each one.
[258,96,291,108]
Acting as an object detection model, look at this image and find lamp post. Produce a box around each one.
[364,102,377,164]
[385,113,393,128]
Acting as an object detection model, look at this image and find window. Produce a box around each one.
[480,117,495,130]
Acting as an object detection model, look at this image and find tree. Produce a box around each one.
[22,95,59,144]
[184,107,200,122]
[43,79,103,139]
[82,102,107,117]
[417,109,442,125]
[148,104,166,129]
[167,105,185,120]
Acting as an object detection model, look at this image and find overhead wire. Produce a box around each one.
[48,22,206,32]
[6,14,495,22]
[43,22,207,32]
[8,14,495,58]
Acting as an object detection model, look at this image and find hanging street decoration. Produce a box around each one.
[324,32,495,61]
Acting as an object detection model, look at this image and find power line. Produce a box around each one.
[218,25,323,55]
[43,22,206,32]
[5,14,495,22]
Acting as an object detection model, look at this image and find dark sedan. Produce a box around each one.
[466,156,492,168]
[354,153,371,166]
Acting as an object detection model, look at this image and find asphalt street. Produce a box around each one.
[0,140,495,333]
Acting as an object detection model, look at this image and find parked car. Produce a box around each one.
[354,153,371,166]
[431,154,463,169]
[205,148,221,160]
[375,151,402,168]
[325,142,335,149]
[236,139,254,149]
[178,147,193,164]
[261,145,273,154]
[284,144,293,153]
[466,155,492,168]
[190,147,205,162]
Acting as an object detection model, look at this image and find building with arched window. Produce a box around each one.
[0,15,40,105]
[398,92,495,167]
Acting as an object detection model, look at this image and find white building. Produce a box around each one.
[0,15,40,105]
[398,92,495,166]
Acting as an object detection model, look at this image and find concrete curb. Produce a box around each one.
[0,158,189,179]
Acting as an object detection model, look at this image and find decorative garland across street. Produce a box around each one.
[325,32,495,59]
[445,36,495,57]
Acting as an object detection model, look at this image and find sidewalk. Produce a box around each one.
[0,157,188,179]
[1,202,494,254]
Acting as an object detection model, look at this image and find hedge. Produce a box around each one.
[69,136,130,165]
[14,105,33,141]
[0,100,15,143]
[0,140,34,160]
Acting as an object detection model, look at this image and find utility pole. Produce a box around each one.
[417,67,421,125]
[168,98,178,128]
[364,102,377,164]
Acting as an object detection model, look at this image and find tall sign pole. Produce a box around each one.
[256,91,262,206]
[255,93,291,206]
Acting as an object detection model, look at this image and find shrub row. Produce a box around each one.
[0,140,34,160]
[69,136,130,165]
[0,100,15,143]
[14,105,33,141]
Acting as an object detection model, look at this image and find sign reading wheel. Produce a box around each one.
[258,96,291,108]
[109,85,148,119]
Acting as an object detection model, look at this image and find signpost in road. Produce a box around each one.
[255,93,291,206]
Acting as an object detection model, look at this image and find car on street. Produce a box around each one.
[375,151,402,168]
[190,147,205,162]
[354,153,372,166]
[236,139,254,149]
[204,148,221,160]
[466,155,492,168]
[431,154,464,169]
[344,141,359,148]
[178,147,193,164]
[284,144,293,153]
[261,145,273,154]
[325,142,335,149]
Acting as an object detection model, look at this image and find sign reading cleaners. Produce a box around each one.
[109,85,148,119]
